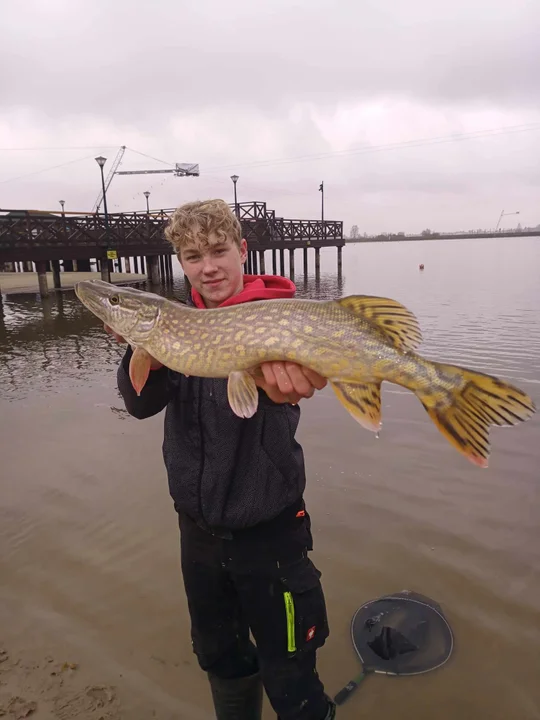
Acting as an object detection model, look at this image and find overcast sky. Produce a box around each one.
[1,0,539,233]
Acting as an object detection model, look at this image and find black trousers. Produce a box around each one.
[178,499,331,720]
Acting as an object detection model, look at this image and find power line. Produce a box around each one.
[203,122,540,173]
[0,145,118,152]
[1,120,537,189]
[124,147,175,167]
[0,154,96,185]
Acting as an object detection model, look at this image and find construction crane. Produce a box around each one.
[92,146,199,213]
[92,145,126,212]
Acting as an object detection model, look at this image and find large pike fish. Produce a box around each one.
[75,279,535,468]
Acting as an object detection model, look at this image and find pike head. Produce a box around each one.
[75,279,162,345]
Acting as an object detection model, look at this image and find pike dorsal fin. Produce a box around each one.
[335,295,422,352]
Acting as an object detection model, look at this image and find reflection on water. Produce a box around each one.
[0,291,125,400]
[0,269,345,401]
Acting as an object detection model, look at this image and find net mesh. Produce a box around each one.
[351,590,453,675]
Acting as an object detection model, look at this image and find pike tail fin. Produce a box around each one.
[417,364,535,468]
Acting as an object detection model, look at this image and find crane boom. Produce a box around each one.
[115,163,200,176]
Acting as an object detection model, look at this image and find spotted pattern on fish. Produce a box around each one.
[75,280,536,469]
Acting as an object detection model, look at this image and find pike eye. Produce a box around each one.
[110,295,120,305]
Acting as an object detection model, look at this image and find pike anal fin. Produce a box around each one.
[129,347,153,396]
[331,380,382,432]
[227,370,259,419]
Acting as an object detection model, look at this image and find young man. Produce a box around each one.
[111,199,336,719]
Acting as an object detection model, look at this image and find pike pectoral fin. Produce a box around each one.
[227,370,259,419]
[129,347,153,396]
[331,380,382,432]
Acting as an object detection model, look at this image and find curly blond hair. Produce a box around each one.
[164,199,242,253]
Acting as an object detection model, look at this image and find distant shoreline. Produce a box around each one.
[346,231,540,244]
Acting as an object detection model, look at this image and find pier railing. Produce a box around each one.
[0,203,343,263]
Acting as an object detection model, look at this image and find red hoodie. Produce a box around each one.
[190,274,296,308]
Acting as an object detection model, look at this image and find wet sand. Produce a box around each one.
[0,271,146,295]
[1,237,539,719]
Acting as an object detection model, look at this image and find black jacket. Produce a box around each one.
[117,315,307,534]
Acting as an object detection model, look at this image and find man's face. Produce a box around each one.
[179,233,248,308]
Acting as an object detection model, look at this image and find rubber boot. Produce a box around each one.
[324,698,337,719]
[208,671,263,720]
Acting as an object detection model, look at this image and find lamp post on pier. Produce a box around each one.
[95,156,111,282]
[231,175,239,218]
[144,191,150,213]
[319,181,325,239]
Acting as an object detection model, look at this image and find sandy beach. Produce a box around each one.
[0,272,146,296]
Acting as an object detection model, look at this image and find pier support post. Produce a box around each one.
[289,249,295,279]
[159,255,165,281]
[100,253,111,282]
[279,249,285,275]
[36,260,49,298]
[251,251,258,275]
[272,249,277,275]
[51,260,62,289]
[259,250,266,275]
[315,247,321,279]
[168,255,174,280]
[303,248,308,277]
[146,255,160,284]
[337,246,342,274]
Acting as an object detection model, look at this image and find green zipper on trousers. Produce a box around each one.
[283,591,296,652]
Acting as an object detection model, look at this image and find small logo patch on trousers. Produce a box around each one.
[306,626,316,641]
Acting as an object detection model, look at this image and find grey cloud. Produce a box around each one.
[1,0,539,124]
[2,0,540,233]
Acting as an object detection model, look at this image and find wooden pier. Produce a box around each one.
[0,202,344,297]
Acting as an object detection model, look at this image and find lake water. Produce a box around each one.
[1,236,539,719]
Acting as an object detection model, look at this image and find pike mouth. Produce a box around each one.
[75,280,119,326]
